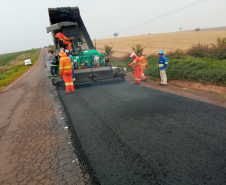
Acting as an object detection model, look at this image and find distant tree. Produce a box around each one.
[217,37,226,46]
[104,45,114,56]
[132,44,146,54]
[179,27,182,31]
[113,33,119,38]
[195,28,200,33]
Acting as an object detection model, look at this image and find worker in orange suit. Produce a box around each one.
[59,50,75,93]
[138,52,148,82]
[55,29,72,51]
[128,53,142,84]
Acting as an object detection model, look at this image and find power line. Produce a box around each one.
[117,0,207,33]
[97,0,207,39]
[97,0,206,39]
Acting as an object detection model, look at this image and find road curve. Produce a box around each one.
[58,82,226,185]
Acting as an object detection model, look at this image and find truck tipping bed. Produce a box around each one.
[48,7,94,51]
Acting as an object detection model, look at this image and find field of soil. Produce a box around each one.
[96,26,226,58]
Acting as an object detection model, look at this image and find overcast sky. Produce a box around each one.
[0,0,225,54]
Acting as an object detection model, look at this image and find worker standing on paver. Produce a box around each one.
[138,52,148,82]
[158,49,168,86]
[128,53,142,84]
[65,49,76,84]
[55,28,72,51]
[59,50,75,93]
[50,55,59,85]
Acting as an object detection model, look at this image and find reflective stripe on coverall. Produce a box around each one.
[55,32,72,51]
[59,51,75,93]
[128,57,142,83]
[50,59,58,83]
[139,56,148,81]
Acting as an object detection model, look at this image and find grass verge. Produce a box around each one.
[0,48,41,91]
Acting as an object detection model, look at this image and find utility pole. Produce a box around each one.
[95,39,96,49]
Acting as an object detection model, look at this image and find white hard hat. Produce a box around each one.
[130,53,136,57]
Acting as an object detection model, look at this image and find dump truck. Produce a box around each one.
[46,7,125,87]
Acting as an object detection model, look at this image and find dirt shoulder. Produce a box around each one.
[126,77,226,108]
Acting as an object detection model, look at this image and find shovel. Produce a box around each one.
[128,66,134,72]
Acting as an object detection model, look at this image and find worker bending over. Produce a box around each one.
[59,50,75,93]
[138,52,148,82]
[128,53,142,84]
[158,49,169,86]
[55,28,72,51]
[65,49,76,84]
[50,55,59,85]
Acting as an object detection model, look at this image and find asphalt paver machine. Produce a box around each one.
[46,7,125,87]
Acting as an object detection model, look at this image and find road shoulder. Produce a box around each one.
[126,77,226,108]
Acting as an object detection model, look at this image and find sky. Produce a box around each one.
[0,0,225,54]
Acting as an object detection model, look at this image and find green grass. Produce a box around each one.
[0,49,40,66]
[109,56,226,86]
[0,48,41,90]
[220,94,226,98]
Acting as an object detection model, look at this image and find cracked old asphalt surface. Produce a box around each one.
[58,81,226,185]
[0,49,91,185]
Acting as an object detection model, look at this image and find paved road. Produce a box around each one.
[58,82,226,185]
[0,49,90,185]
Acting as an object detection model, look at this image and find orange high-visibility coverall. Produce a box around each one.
[59,51,75,93]
[139,56,148,81]
[55,32,72,51]
[129,57,142,84]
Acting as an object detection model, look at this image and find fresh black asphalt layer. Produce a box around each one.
[58,82,226,185]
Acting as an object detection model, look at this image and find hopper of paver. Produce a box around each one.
[46,7,125,87]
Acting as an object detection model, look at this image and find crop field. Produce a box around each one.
[0,49,41,90]
[96,29,226,57]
